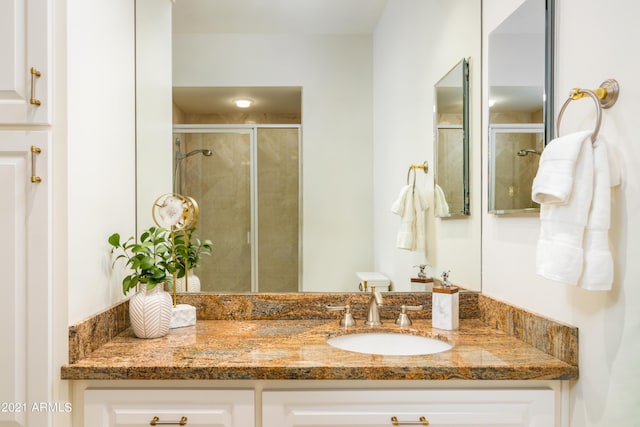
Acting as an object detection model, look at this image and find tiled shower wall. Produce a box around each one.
[490,110,543,211]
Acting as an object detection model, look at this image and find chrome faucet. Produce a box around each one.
[365,286,383,326]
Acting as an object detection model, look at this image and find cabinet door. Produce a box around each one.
[0,132,51,427]
[84,389,254,427]
[263,389,554,427]
[0,0,51,124]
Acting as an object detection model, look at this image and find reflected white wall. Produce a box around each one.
[172,33,374,292]
[372,0,482,291]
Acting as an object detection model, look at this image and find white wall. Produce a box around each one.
[483,0,640,425]
[65,0,136,324]
[172,33,374,292]
[372,0,482,290]
[136,0,173,231]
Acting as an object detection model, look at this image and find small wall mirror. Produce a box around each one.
[434,58,470,218]
[488,0,554,215]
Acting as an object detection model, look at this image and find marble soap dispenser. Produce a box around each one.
[432,271,459,330]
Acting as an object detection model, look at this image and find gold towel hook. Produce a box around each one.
[556,79,619,143]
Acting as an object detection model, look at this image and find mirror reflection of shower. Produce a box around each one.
[516,148,542,157]
[173,126,301,294]
[174,137,213,193]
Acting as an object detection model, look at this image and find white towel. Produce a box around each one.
[532,130,592,205]
[581,138,614,290]
[391,184,411,216]
[434,184,450,217]
[532,130,615,290]
[391,185,427,251]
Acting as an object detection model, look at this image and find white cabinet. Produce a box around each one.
[84,389,254,427]
[0,131,51,427]
[262,389,555,427]
[0,0,51,124]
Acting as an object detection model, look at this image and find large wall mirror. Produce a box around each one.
[487,0,554,214]
[136,0,482,293]
[434,59,470,218]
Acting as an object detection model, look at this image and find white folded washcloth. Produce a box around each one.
[533,131,593,285]
[434,184,450,217]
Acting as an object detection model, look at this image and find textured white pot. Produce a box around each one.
[174,270,201,293]
[129,284,173,339]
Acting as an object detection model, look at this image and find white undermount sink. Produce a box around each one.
[326,332,452,356]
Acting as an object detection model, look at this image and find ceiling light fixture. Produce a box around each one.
[233,98,253,108]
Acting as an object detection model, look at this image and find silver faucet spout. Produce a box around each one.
[365,289,383,326]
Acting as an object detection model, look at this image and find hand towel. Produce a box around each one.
[533,131,616,290]
[434,184,450,217]
[580,138,613,290]
[391,185,411,216]
[532,130,592,205]
[533,131,593,285]
[391,185,427,251]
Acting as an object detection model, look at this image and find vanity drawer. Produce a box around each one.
[262,389,554,426]
[84,389,254,427]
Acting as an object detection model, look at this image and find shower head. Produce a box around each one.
[516,148,542,157]
[176,149,213,160]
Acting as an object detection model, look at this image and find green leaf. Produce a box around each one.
[139,255,155,270]
[123,276,133,294]
[108,233,121,248]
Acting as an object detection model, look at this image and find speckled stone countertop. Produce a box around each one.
[61,317,577,381]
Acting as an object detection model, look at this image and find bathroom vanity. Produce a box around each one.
[62,293,577,426]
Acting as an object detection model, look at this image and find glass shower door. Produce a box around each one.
[174,126,300,292]
[175,129,252,292]
[256,128,299,292]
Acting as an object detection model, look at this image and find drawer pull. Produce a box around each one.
[150,416,188,426]
[30,146,42,183]
[391,416,429,426]
[30,67,42,106]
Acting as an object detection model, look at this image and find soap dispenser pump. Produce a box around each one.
[432,270,459,330]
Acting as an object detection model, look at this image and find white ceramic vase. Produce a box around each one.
[174,270,201,293]
[129,284,173,339]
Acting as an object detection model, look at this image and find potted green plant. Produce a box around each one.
[172,227,213,293]
[108,226,174,338]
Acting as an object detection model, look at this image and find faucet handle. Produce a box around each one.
[441,270,451,287]
[395,304,424,328]
[326,304,356,328]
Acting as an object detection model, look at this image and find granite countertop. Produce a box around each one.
[61,318,578,381]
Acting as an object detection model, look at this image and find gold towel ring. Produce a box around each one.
[406,161,429,186]
[556,79,619,144]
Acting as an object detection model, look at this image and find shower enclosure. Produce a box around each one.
[173,125,301,292]
[489,124,544,214]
